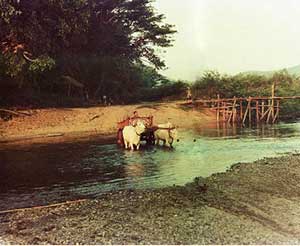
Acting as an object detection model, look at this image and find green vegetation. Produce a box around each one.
[1,1,299,118]
[0,0,187,107]
[192,70,300,118]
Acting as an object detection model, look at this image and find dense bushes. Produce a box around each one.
[135,81,187,102]
[192,70,300,118]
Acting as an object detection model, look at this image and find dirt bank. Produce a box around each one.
[0,101,214,144]
[1,154,300,244]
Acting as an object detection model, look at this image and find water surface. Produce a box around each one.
[1,122,300,210]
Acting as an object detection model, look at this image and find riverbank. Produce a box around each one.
[1,154,300,244]
[0,101,214,144]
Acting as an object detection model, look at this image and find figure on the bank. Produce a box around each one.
[102,95,107,105]
[186,86,192,102]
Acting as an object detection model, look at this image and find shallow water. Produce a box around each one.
[1,122,300,210]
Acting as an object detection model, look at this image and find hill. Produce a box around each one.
[242,64,300,77]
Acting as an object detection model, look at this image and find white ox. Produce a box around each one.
[154,122,178,148]
[122,121,146,151]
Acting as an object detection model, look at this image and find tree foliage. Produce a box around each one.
[0,0,177,106]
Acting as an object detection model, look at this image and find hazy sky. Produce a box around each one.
[153,0,300,81]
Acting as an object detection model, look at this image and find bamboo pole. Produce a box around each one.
[193,85,299,126]
[227,111,233,124]
[216,94,220,122]
[239,100,243,123]
[256,100,259,123]
[222,102,226,122]
[271,83,275,121]
[266,101,272,124]
[232,97,237,123]
[223,122,227,136]
[261,101,265,121]
[227,99,236,124]
[273,100,280,123]
[261,107,271,121]
[232,122,237,135]
[248,97,252,123]
[242,99,250,124]
[277,100,280,122]
[233,108,236,123]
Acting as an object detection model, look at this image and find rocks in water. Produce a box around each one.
[193,177,208,193]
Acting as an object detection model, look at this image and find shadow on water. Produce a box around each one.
[1,122,300,210]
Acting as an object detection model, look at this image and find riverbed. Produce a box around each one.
[1,122,300,211]
[1,153,300,244]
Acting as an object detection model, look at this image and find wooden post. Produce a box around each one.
[243,99,250,125]
[261,101,265,121]
[227,99,235,124]
[277,99,280,122]
[232,97,237,123]
[227,110,233,124]
[222,122,226,137]
[232,122,237,135]
[256,100,259,123]
[216,94,220,122]
[204,92,287,126]
[266,99,272,124]
[248,97,252,124]
[239,100,243,123]
[243,97,251,125]
[261,124,265,138]
[271,83,275,122]
[261,107,271,121]
[222,102,226,122]
[273,100,280,123]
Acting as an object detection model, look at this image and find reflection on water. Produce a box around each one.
[1,122,300,210]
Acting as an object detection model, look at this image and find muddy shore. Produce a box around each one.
[0,101,215,145]
[1,154,300,244]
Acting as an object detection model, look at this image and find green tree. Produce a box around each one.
[0,0,176,104]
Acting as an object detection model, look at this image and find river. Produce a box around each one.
[1,122,300,210]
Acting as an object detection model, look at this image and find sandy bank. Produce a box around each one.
[1,154,300,244]
[0,101,214,144]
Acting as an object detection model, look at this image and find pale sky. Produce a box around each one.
[153,0,300,81]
